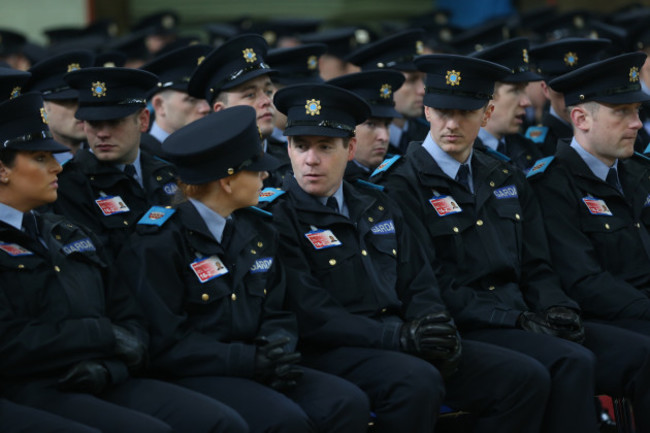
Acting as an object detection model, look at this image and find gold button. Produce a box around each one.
[250,249,257,255]
[54,266,61,272]
[201,293,209,301]
[123,220,129,226]
[18,264,24,269]
[526,155,532,160]
[489,181,495,187]
[453,227,459,233]
[392,249,397,256]
[605,223,610,230]
[156,176,162,181]
[515,213,521,220]
[329,259,337,266]
[165,206,172,209]
[231,293,237,301]
[368,217,374,222]
[257,241,263,248]
[90,176,95,181]
[502,169,509,174]
[381,308,387,313]
[361,250,368,256]
[55,235,61,240]
[488,285,495,291]
[476,219,483,226]
[378,205,384,211]
[263,289,267,295]
[636,223,641,228]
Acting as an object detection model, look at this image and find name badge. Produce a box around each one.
[62,238,96,255]
[371,219,395,235]
[429,195,462,217]
[493,185,518,199]
[250,257,273,274]
[190,255,229,283]
[163,182,178,195]
[0,242,34,256]
[305,229,342,250]
[582,197,613,216]
[95,195,130,216]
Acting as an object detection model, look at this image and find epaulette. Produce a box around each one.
[525,126,549,143]
[355,179,385,191]
[370,154,401,178]
[137,206,176,227]
[483,147,511,162]
[258,187,286,203]
[153,155,173,165]
[246,206,272,218]
[526,156,555,178]
[634,151,650,163]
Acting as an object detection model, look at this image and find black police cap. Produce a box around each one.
[141,44,212,93]
[64,67,158,121]
[415,54,511,110]
[470,37,542,83]
[94,51,127,68]
[549,52,650,106]
[204,23,239,47]
[162,105,281,184]
[529,38,611,80]
[0,92,68,153]
[328,70,404,119]
[26,50,94,101]
[188,34,274,103]
[274,83,370,138]
[299,27,370,60]
[0,67,30,102]
[346,29,425,72]
[267,43,326,85]
[448,18,510,55]
[105,30,151,62]
[132,10,179,35]
[0,29,26,57]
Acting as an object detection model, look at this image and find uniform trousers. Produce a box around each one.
[174,367,370,433]
[1,399,101,433]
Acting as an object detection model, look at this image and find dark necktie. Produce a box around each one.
[221,217,234,247]
[606,167,623,195]
[326,196,339,213]
[22,212,40,240]
[124,164,137,182]
[456,164,471,191]
[497,138,507,154]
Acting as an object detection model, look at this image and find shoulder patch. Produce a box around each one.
[258,187,286,203]
[247,206,273,218]
[371,154,401,178]
[355,179,385,191]
[138,206,175,226]
[484,147,511,162]
[525,126,549,143]
[635,151,650,162]
[526,156,555,178]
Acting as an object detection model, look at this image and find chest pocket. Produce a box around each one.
[186,260,232,307]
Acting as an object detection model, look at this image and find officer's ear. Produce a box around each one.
[152,94,165,116]
[137,108,150,133]
[346,136,357,161]
[570,104,591,132]
[481,103,495,127]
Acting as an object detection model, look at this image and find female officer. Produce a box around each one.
[0,92,247,433]
[116,105,370,433]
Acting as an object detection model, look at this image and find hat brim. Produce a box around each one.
[500,70,544,83]
[590,90,650,105]
[220,68,277,92]
[8,138,70,153]
[75,104,144,121]
[177,151,283,184]
[246,151,283,173]
[283,125,352,138]
[423,93,488,110]
[43,89,79,101]
[274,75,323,86]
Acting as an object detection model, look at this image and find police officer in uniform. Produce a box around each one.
[0,92,248,433]
[52,67,178,258]
[115,105,370,433]
[266,83,551,433]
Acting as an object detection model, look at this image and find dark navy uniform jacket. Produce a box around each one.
[475,133,543,172]
[374,144,578,331]
[537,112,572,157]
[0,213,146,384]
[529,141,650,320]
[264,136,293,188]
[115,201,296,379]
[267,176,447,352]
[53,149,177,257]
[390,117,430,155]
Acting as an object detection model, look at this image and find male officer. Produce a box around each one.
[373,53,650,433]
[140,44,212,157]
[347,30,429,155]
[527,38,611,156]
[266,83,551,433]
[52,67,178,257]
[328,70,405,182]
[24,50,94,162]
[470,37,544,171]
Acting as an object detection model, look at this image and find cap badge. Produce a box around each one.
[379,84,392,99]
[263,31,277,47]
[103,62,116,68]
[91,81,107,98]
[573,15,585,29]
[522,49,529,64]
[67,63,81,72]
[40,108,48,124]
[162,15,175,30]
[9,86,20,99]
[564,52,578,67]
[630,66,640,83]
[197,55,205,65]
[307,55,318,70]
[416,40,424,55]
[305,99,321,116]
[243,48,257,63]
[445,70,461,87]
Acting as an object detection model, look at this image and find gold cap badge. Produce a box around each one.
[446,70,461,86]
[243,48,257,63]
[564,52,578,67]
[91,81,107,97]
[305,99,321,116]
[379,84,392,99]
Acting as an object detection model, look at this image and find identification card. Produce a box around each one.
[95,195,130,216]
[429,195,462,217]
[305,229,342,250]
[190,255,229,283]
[582,197,613,216]
[0,242,34,256]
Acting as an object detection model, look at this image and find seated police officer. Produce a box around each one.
[115,105,370,433]
[52,67,178,258]
[374,52,650,433]
[265,83,551,433]
[0,92,247,433]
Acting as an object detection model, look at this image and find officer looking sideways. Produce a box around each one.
[115,105,370,433]
[264,83,551,433]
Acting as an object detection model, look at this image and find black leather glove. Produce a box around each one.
[254,337,303,391]
[58,361,109,395]
[112,325,147,373]
[519,308,585,344]
[545,306,585,344]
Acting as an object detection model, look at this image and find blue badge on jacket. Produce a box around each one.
[525,126,548,143]
[526,156,555,178]
[493,185,518,199]
[250,257,274,274]
[371,220,395,235]
[138,206,176,226]
[371,154,401,177]
[258,188,285,203]
[163,182,178,195]
[62,238,96,255]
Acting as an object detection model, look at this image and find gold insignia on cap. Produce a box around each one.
[305,99,321,116]
[104,62,116,68]
[162,14,175,29]
[445,70,461,86]
[91,81,107,97]
[379,84,392,99]
[10,86,20,99]
[415,40,424,55]
[307,55,318,70]
[355,29,370,45]
[564,52,578,67]
[573,15,585,29]
[197,55,205,65]
[67,63,81,72]
[263,31,277,46]
[630,66,640,83]
[243,48,257,63]
[40,108,48,124]
[522,49,529,64]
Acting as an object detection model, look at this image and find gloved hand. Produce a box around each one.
[112,325,147,372]
[58,361,109,395]
[254,336,303,391]
[519,308,585,344]
[545,306,585,344]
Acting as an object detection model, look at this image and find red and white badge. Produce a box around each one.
[429,195,463,217]
[190,255,229,283]
[0,242,33,256]
[95,195,130,216]
[582,197,613,216]
[305,229,342,250]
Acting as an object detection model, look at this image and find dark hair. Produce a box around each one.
[0,148,17,167]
